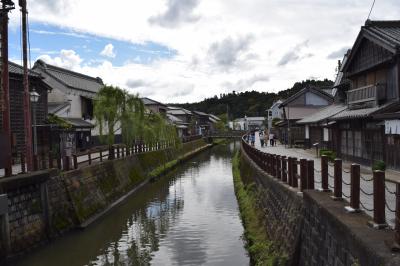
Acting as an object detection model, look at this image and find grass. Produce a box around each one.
[232,151,287,266]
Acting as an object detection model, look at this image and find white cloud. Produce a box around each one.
[100,44,116,58]
[16,0,400,103]
[38,49,82,70]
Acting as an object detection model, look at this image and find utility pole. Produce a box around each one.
[0,0,15,176]
[20,0,33,171]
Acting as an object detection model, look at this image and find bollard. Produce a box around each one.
[57,155,62,170]
[395,183,400,247]
[117,147,120,158]
[320,155,329,191]
[369,171,387,228]
[292,158,298,188]
[281,156,287,183]
[346,164,360,212]
[288,157,293,186]
[332,159,342,200]
[300,158,308,192]
[73,155,78,169]
[100,151,103,162]
[307,160,314,190]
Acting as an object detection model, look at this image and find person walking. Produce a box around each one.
[269,132,274,146]
[259,131,264,147]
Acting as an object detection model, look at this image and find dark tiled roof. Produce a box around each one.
[0,60,41,77]
[141,97,167,106]
[33,60,103,94]
[48,102,70,114]
[364,20,400,51]
[297,104,347,124]
[193,110,208,116]
[330,102,394,120]
[63,117,94,128]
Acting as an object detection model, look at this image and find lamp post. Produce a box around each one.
[30,90,39,168]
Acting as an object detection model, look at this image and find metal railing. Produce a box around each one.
[241,134,400,246]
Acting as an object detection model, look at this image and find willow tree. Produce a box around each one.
[94,85,179,159]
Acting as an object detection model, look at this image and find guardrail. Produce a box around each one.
[241,135,400,246]
[1,136,206,176]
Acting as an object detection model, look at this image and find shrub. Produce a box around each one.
[372,160,386,171]
[319,149,336,162]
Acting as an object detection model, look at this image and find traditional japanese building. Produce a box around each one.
[33,60,103,153]
[328,20,400,167]
[278,86,333,145]
[141,97,168,116]
[0,61,50,164]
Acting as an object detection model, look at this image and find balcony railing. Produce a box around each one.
[347,84,386,105]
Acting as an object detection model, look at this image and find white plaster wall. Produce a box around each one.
[305,92,329,106]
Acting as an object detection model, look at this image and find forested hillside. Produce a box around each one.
[172,79,334,119]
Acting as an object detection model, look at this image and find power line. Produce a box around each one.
[367,0,376,20]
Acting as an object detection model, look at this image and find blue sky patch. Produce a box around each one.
[8,22,176,66]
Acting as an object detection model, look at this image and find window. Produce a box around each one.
[81,97,94,120]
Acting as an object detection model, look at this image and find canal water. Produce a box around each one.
[12,141,248,266]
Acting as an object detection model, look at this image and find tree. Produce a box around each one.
[94,85,179,159]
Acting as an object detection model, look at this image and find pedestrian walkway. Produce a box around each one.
[252,132,397,227]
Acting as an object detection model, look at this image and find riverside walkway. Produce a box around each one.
[252,133,398,227]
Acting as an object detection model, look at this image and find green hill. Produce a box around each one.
[172,79,334,119]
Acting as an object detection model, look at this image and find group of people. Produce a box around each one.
[247,129,277,147]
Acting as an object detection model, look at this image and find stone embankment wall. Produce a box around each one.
[0,139,210,258]
[240,147,400,266]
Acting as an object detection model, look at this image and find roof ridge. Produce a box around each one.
[365,20,400,27]
[34,59,103,83]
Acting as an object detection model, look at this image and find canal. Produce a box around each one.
[12,141,248,266]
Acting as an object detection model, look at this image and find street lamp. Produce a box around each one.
[30,89,39,159]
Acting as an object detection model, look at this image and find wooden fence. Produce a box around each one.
[241,135,400,246]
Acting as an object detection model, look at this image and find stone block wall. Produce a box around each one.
[240,148,304,265]
[0,138,209,258]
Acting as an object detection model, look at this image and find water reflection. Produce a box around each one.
[12,141,247,266]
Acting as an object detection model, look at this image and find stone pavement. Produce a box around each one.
[254,132,397,227]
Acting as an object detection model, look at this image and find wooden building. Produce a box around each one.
[278,86,333,146]
[327,20,400,167]
[33,60,103,152]
[142,97,167,116]
[0,61,50,163]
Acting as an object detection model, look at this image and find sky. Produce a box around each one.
[6,0,400,103]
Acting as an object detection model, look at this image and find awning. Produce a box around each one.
[63,117,95,128]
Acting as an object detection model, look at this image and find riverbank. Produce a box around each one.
[1,138,212,260]
[9,140,248,266]
[232,150,287,266]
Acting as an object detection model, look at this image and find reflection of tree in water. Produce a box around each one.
[88,176,185,266]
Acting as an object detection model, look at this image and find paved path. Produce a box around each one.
[253,132,397,228]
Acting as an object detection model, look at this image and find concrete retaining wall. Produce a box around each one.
[240,147,400,266]
[0,139,210,258]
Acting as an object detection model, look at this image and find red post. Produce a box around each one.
[372,171,386,227]
[333,159,342,199]
[307,160,314,190]
[300,158,307,192]
[349,164,360,211]
[276,155,281,180]
[321,155,329,191]
[292,158,298,188]
[1,2,14,176]
[73,155,78,169]
[281,156,287,183]
[288,157,293,187]
[20,153,26,173]
[395,183,400,245]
